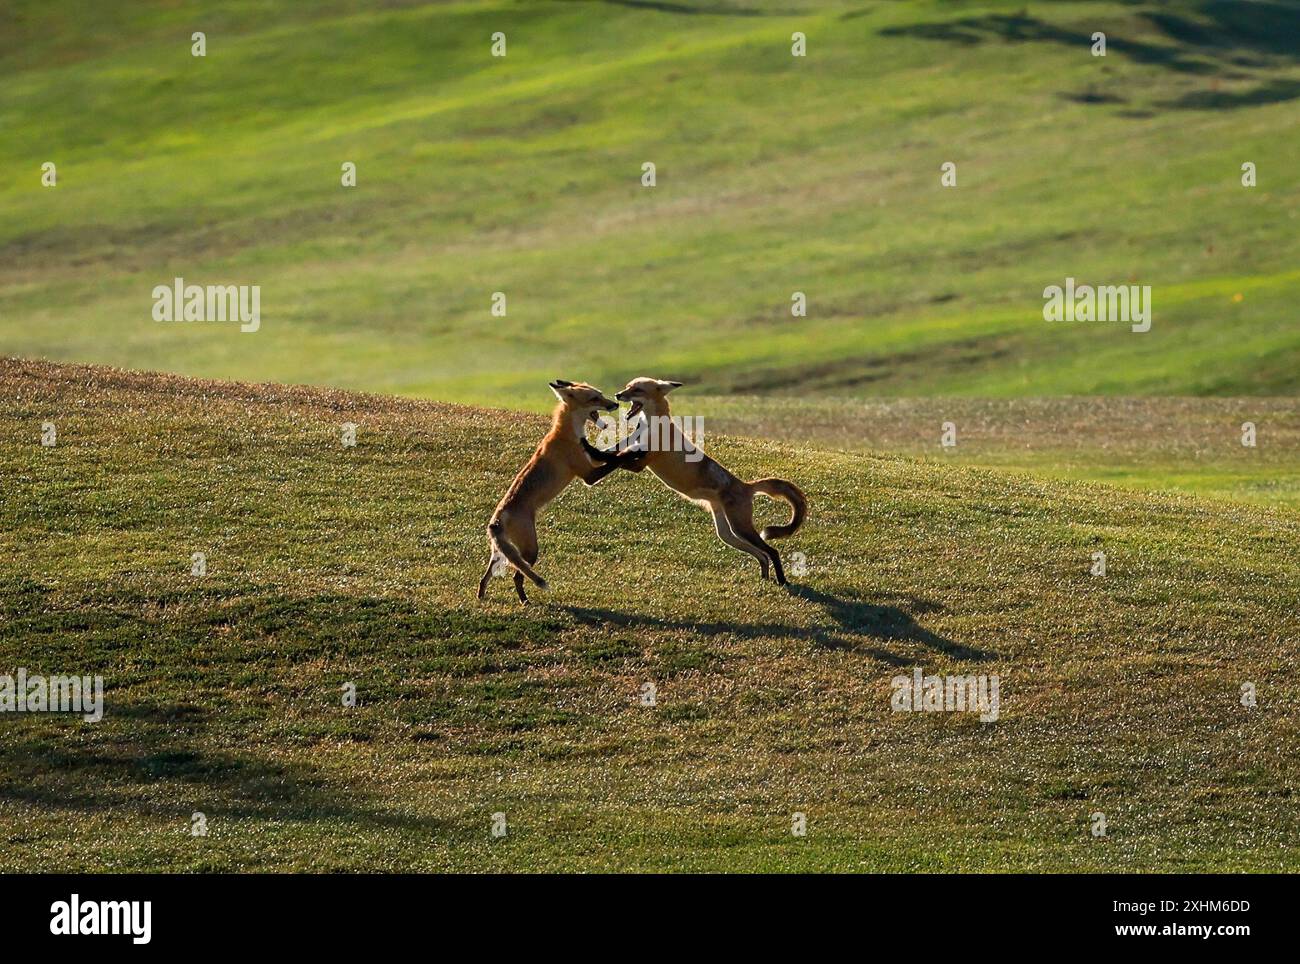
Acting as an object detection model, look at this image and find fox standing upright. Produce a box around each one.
[479,380,623,604]
[585,377,806,584]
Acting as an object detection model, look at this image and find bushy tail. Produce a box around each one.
[487,522,548,589]
[750,478,807,541]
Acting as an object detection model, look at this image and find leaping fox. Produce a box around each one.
[584,377,806,584]
[479,380,625,603]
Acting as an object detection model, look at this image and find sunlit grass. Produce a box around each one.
[1,1,1298,402]
[2,358,1296,871]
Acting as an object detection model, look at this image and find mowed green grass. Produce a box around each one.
[2,359,1298,871]
[2,0,1299,404]
[699,394,1300,505]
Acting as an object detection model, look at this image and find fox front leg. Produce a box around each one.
[620,451,648,473]
[582,460,623,486]
[580,449,646,487]
[581,438,620,463]
[582,438,648,473]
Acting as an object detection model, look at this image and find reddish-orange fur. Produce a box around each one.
[596,377,807,585]
[478,381,619,603]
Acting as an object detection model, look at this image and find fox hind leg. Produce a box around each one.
[710,502,771,579]
[721,499,786,585]
[478,544,512,599]
[514,523,539,604]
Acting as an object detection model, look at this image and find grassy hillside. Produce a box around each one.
[701,394,1300,505]
[2,358,1297,871]
[2,0,1299,405]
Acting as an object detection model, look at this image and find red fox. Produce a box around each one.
[479,380,623,603]
[584,377,806,584]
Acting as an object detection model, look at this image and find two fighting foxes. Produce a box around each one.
[479,377,806,602]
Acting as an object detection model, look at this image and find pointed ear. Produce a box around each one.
[549,379,573,389]
[658,380,684,392]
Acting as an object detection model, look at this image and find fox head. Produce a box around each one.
[615,377,683,420]
[548,379,619,430]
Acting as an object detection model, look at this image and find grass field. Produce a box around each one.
[2,0,1299,405]
[3,1,1298,873]
[700,394,1300,505]
[2,358,1297,872]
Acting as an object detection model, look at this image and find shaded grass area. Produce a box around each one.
[0,1,1298,404]
[2,359,1297,871]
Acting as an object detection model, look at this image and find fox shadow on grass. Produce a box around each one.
[564,583,994,665]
